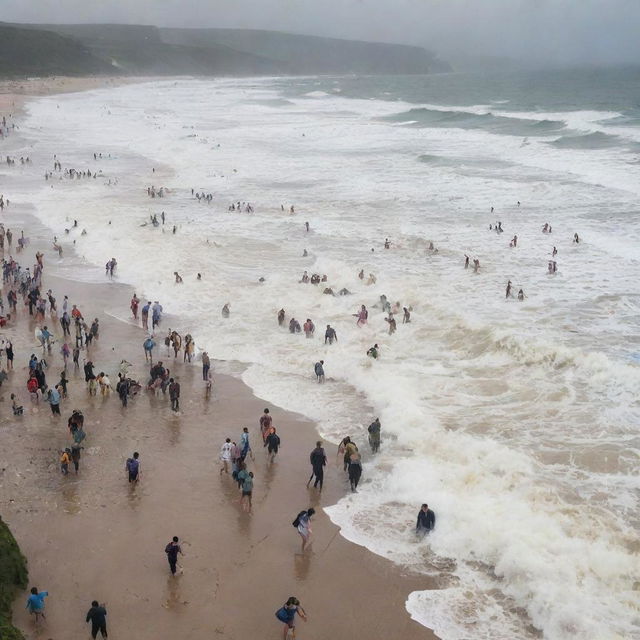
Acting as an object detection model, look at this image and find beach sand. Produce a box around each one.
[0,91,440,638]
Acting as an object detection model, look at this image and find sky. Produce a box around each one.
[2,0,639,67]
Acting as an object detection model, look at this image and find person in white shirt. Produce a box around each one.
[219,438,233,475]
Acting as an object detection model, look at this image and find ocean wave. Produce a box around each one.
[548,131,624,150]
[381,107,567,137]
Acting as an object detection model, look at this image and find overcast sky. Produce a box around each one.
[3,0,639,67]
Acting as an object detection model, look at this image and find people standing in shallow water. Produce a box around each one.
[368,417,381,453]
[314,360,325,383]
[416,503,436,535]
[324,325,337,344]
[221,303,230,317]
[277,308,285,326]
[573,233,580,243]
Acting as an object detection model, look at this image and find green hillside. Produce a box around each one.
[0,518,28,640]
[0,24,113,76]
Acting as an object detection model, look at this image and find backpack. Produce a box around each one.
[292,510,306,528]
[275,606,290,623]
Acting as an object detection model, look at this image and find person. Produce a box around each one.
[403,307,411,323]
[130,294,139,320]
[385,314,396,335]
[277,309,285,326]
[202,351,210,380]
[368,418,381,453]
[60,448,71,475]
[303,318,315,338]
[240,426,253,460]
[324,324,337,344]
[342,438,358,472]
[348,451,362,491]
[241,471,254,512]
[220,438,233,474]
[25,587,48,623]
[11,393,23,416]
[314,360,325,383]
[168,378,180,411]
[116,375,130,407]
[165,536,183,575]
[573,233,580,244]
[355,304,368,326]
[221,303,230,318]
[47,386,61,415]
[307,441,326,490]
[71,443,83,474]
[416,503,436,535]
[86,601,108,639]
[126,452,140,483]
[260,408,273,443]
[505,280,512,299]
[366,344,379,359]
[295,508,315,552]
[264,427,280,463]
[143,336,155,363]
[518,289,525,301]
[275,597,307,640]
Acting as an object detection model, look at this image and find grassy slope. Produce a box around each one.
[0,24,112,77]
[0,517,28,640]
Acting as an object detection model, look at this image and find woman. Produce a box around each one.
[275,597,307,640]
[296,508,315,553]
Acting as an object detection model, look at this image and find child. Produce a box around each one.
[60,448,71,475]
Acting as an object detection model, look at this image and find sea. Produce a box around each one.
[8,67,640,639]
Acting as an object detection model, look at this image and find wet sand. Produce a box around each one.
[0,206,440,639]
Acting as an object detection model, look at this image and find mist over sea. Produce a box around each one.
[12,68,640,639]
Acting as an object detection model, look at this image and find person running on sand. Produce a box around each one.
[25,587,48,624]
[220,438,233,474]
[165,536,183,575]
[275,597,307,640]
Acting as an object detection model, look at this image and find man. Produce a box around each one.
[368,418,381,453]
[47,386,61,416]
[141,301,151,330]
[307,441,327,490]
[116,374,130,407]
[143,336,156,363]
[220,438,233,474]
[86,600,108,638]
[165,536,183,575]
[416,503,436,535]
[324,324,337,345]
[314,360,325,383]
[126,452,140,483]
[168,377,180,411]
[202,351,210,380]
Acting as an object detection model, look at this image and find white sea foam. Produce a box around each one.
[15,78,640,640]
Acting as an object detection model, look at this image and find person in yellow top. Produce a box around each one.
[60,448,71,475]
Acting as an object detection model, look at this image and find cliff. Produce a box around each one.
[1,23,448,78]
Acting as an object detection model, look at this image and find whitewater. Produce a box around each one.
[10,71,640,639]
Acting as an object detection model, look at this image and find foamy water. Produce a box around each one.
[8,73,640,639]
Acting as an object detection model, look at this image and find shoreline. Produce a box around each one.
[1,85,440,639]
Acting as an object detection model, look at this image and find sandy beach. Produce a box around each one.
[0,87,439,639]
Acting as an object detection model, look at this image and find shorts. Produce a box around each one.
[242,490,252,497]
[128,472,139,483]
